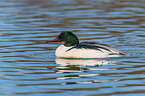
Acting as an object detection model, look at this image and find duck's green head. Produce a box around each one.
[46,31,79,46]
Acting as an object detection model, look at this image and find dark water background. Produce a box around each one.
[1,0,145,96]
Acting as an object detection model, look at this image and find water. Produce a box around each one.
[1,0,145,96]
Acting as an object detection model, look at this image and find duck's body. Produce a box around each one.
[55,42,131,58]
[46,31,132,58]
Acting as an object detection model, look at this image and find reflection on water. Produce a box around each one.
[55,58,117,72]
[54,58,117,81]
[44,58,118,85]
[55,58,117,67]
[1,0,145,96]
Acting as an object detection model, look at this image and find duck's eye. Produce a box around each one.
[59,35,64,39]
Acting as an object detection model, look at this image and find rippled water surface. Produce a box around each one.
[1,0,145,96]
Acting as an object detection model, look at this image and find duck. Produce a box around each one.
[46,31,132,58]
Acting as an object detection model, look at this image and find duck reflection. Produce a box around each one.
[55,58,117,67]
[50,58,117,73]
[46,58,118,84]
[54,58,117,82]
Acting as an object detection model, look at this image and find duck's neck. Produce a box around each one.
[63,39,79,47]
[64,42,78,47]
[63,37,79,47]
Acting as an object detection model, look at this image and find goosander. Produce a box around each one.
[46,31,132,58]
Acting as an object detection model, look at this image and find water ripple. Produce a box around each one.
[1,0,145,96]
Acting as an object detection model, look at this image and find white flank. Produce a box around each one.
[55,45,129,58]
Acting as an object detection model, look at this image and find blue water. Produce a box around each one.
[1,0,145,96]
